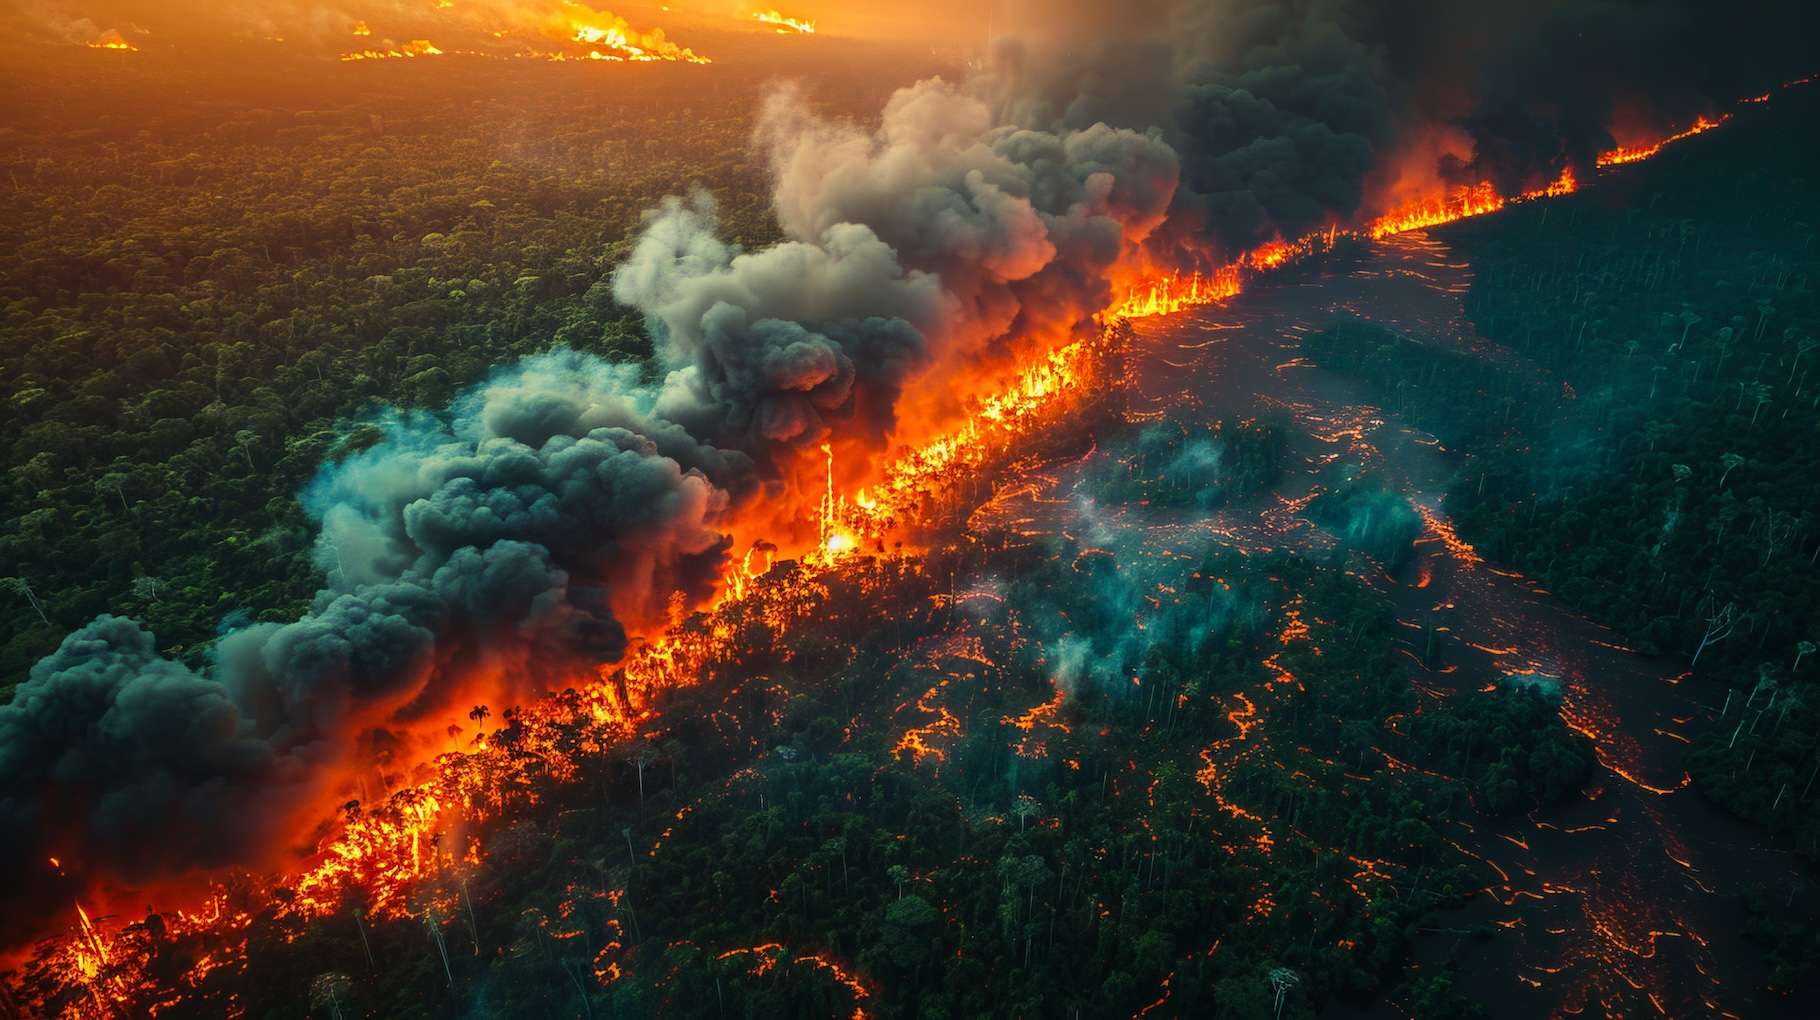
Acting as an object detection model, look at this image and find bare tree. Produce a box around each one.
[1270,966,1301,1020]
[1013,794,1040,833]
[234,429,260,471]
[3,577,51,626]
[1719,453,1745,488]
[308,972,354,1020]
[1692,602,1738,667]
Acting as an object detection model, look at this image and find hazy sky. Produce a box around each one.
[6,0,1044,50]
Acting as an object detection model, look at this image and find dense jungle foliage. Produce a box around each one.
[6,35,1810,1020]
[1300,91,1820,978]
[0,47,934,693]
[28,521,1590,1019]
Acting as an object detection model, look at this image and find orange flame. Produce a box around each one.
[1597,114,1729,167]
[340,38,445,61]
[541,4,711,63]
[753,9,817,35]
[86,29,137,52]
[18,71,1807,1019]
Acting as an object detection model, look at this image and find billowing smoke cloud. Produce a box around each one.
[983,0,1819,265]
[0,73,1184,934]
[0,351,736,939]
[617,77,1178,475]
[6,0,1817,947]
[611,191,945,466]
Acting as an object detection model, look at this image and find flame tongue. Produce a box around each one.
[341,39,445,62]
[86,29,137,52]
[1598,114,1729,166]
[1112,92,1761,324]
[754,9,817,35]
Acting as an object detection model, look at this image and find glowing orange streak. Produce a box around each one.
[340,39,445,61]
[1597,115,1729,167]
[35,75,1805,1016]
[753,10,816,34]
[1115,88,1791,324]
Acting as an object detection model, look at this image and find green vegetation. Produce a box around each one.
[1083,418,1286,509]
[1306,464,1423,570]
[1301,98,1820,889]
[1300,319,1552,448]
[71,524,1582,1018]
[0,53,935,692]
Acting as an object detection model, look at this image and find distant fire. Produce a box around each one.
[340,38,445,61]
[753,9,816,34]
[1111,91,1777,324]
[86,29,136,52]
[1597,114,1729,167]
[557,14,710,63]
[330,3,712,65]
[12,62,1809,1020]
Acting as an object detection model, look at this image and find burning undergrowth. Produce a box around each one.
[4,0,1815,1012]
[1,67,1173,941]
[7,400,1535,1014]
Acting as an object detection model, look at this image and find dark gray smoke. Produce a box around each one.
[1,73,1185,936]
[0,350,734,938]
[616,78,1179,469]
[7,0,1816,946]
[985,0,1819,265]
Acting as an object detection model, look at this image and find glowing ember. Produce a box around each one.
[86,29,137,52]
[340,38,445,61]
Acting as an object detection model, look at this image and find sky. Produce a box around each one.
[4,0,1012,52]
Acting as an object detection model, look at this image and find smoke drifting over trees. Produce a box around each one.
[0,73,1182,926]
[987,0,1817,262]
[3,0,1816,945]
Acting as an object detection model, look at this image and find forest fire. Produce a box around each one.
[1109,90,1791,325]
[12,310,1125,1020]
[1368,168,1577,239]
[328,4,712,64]
[10,15,1818,1012]
[1597,114,1730,166]
[85,29,137,52]
[339,38,445,61]
[557,18,709,63]
[753,9,816,34]
[12,84,1770,1011]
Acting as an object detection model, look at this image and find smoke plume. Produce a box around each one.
[4,0,1818,944]
[0,73,1182,932]
[984,0,1818,268]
